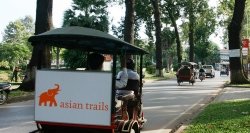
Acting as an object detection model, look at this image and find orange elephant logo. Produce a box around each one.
[39,84,61,107]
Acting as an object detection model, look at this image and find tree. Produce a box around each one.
[228,0,249,83]
[194,42,220,64]
[124,0,135,45]
[187,1,195,62]
[19,0,53,90]
[63,0,109,32]
[217,0,235,46]
[3,16,34,44]
[0,16,34,69]
[161,27,177,71]
[62,0,109,68]
[151,0,163,76]
[162,0,183,67]
[0,43,31,69]
[193,7,216,64]
[62,50,87,69]
[181,0,211,62]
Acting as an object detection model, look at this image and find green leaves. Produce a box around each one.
[63,0,109,32]
[3,16,34,44]
[62,49,87,69]
[0,43,31,68]
[0,16,34,69]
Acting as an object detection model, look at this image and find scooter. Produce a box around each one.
[0,83,11,105]
[199,72,206,82]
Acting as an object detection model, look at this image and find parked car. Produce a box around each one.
[202,65,215,78]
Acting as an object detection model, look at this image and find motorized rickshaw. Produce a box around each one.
[29,26,148,133]
[176,61,196,85]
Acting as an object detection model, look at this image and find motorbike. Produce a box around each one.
[0,82,11,105]
[199,72,206,82]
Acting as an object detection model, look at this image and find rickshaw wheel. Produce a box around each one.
[0,91,8,105]
[131,124,140,133]
[36,123,42,131]
[130,128,136,133]
[121,124,139,133]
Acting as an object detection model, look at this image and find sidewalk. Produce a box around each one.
[214,86,250,102]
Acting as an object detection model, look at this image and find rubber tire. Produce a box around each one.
[0,91,8,105]
[131,124,140,133]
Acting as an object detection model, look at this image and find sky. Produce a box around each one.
[0,0,72,42]
[0,0,222,48]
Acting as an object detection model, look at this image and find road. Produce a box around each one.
[141,71,229,133]
[0,100,36,133]
[0,71,229,133]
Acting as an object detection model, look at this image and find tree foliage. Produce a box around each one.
[194,42,220,65]
[0,44,31,69]
[62,50,87,69]
[0,16,34,69]
[62,0,110,69]
[63,0,109,32]
[3,16,34,44]
[179,0,216,63]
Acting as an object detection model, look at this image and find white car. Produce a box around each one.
[202,65,215,78]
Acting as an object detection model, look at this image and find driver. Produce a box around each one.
[86,52,128,89]
[116,58,139,95]
[116,58,144,120]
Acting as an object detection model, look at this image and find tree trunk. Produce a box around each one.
[168,9,182,67]
[19,0,53,91]
[55,47,60,69]
[188,3,194,62]
[228,0,249,84]
[124,0,135,45]
[124,0,135,61]
[151,0,163,76]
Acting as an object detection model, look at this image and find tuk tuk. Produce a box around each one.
[176,61,196,85]
[29,26,148,133]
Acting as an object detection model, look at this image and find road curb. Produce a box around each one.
[171,83,227,133]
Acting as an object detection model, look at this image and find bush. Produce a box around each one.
[0,61,10,70]
[146,65,156,74]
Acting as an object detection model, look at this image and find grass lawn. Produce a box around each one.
[1,70,33,101]
[9,89,33,98]
[144,71,176,81]
[0,70,12,82]
[183,99,250,133]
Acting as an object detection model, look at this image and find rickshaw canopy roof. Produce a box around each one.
[220,62,229,65]
[181,61,197,66]
[28,26,148,55]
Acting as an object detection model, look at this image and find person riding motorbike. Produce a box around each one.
[199,67,206,80]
